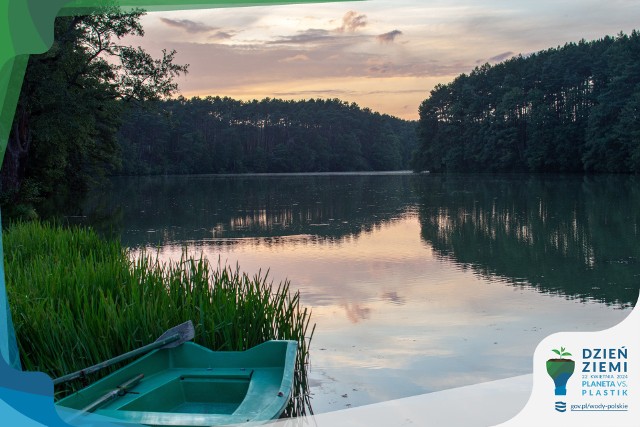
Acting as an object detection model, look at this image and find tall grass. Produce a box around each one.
[3,221,314,415]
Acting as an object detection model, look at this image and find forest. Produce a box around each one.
[0,9,415,219]
[117,97,418,175]
[8,12,640,220]
[411,30,640,173]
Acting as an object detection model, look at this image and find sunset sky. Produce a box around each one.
[128,0,640,120]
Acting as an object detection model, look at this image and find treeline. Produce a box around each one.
[412,30,640,173]
[117,97,417,175]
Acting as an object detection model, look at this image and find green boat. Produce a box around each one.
[56,340,298,426]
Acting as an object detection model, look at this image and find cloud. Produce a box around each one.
[367,60,395,74]
[269,11,370,47]
[364,89,428,95]
[273,89,353,98]
[271,88,429,101]
[337,11,367,33]
[209,31,234,41]
[270,29,335,45]
[376,30,403,44]
[489,51,514,62]
[159,18,217,34]
[279,54,311,63]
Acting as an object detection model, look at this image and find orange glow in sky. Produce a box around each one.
[128,1,640,120]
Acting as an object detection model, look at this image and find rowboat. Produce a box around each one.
[55,340,298,426]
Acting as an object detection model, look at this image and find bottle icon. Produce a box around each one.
[546,347,575,396]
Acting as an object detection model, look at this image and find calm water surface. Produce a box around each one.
[79,173,639,413]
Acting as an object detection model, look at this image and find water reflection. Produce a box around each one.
[74,173,637,412]
[77,173,640,307]
[380,291,406,305]
[414,174,640,307]
[79,173,416,246]
[343,302,372,323]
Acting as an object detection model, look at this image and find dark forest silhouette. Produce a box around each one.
[412,31,640,174]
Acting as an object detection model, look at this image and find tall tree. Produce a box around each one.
[1,8,188,217]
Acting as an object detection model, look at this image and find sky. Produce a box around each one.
[126,0,640,120]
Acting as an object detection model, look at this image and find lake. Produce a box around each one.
[77,172,638,413]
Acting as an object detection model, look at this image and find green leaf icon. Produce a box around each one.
[552,347,572,358]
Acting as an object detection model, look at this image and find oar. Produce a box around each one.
[62,373,145,424]
[81,373,145,413]
[53,320,195,385]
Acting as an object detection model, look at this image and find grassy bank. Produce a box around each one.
[3,221,313,415]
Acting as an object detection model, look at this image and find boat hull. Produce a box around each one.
[56,340,297,426]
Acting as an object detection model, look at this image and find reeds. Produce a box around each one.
[3,221,314,415]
